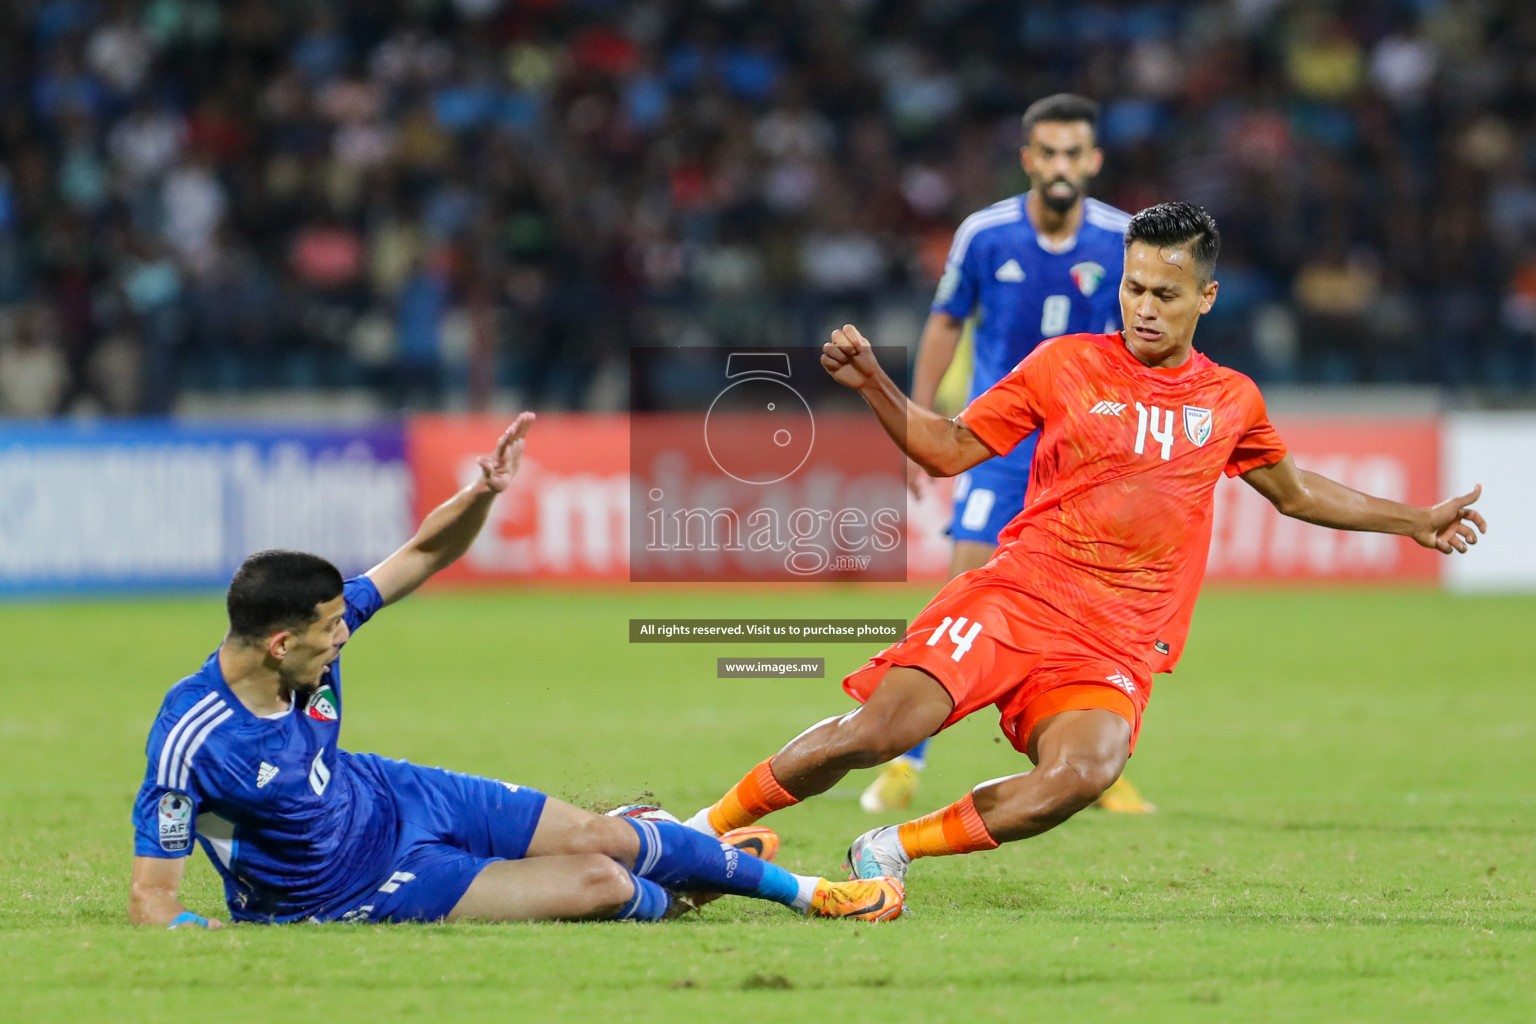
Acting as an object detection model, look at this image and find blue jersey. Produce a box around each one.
[933,194,1129,400]
[132,576,400,923]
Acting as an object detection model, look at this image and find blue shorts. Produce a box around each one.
[340,757,548,923]
[949,433,1038,544]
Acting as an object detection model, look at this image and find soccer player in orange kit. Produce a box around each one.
[682,202,1487,886]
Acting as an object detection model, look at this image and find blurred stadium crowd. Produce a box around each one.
[2,0,1536,416]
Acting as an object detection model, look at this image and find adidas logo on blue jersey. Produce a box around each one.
[994,259,1025,282]
[256,762,279,788]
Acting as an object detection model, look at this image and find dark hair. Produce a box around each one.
[1021,93,1099,140]
[1124,202,1221,281]
[226,550,344,639]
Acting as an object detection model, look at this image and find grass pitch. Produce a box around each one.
[1,584,1532,1023]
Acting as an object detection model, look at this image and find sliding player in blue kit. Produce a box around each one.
[129,414,903,928]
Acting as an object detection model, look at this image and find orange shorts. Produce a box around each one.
[843,570,1152,756]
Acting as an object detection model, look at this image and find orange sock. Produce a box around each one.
[706,758,799,835]
[897,792,999,860]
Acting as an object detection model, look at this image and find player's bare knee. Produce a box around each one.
[566,811,632,857]
[1082,757,1123,795]
[1037,757,1118,811]
[577,854,633,907]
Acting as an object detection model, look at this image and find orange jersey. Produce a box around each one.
[959,332,1286,671]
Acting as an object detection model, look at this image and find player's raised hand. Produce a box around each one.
[478,412,536,494]
[1416,483,1487,553]
[821,324,884,390]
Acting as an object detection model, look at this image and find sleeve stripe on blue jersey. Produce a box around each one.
[158,698,226,788]
[945,199,1022,266]
[155,692,221,788]
[174,707,233,790]
[1085,198,1131,231]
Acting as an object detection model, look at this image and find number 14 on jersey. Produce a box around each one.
[926,616,983,662]
[1133,402,1175,461]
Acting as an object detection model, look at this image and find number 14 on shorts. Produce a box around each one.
[926,616,984,661]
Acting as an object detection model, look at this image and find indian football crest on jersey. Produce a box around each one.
[1070,261,1106,296]
[1183,406,1213,447]
[158,791,193,851]
[306,684,338,722]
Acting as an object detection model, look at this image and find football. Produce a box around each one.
[605,803,681,824]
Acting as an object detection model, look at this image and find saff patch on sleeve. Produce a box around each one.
[158,791,193,852]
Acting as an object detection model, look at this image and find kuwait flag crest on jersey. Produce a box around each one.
[1070,261,1105,296]
[306,684,339,722]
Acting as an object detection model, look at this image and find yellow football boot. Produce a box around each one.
[859,757,920,813]
[808,875,904,921]
[1094,775,1157,814]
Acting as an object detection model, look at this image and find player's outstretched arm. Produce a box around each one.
[822,324,993,478]
[904,311,967,495]
[129,855,224,929]
[1241,454,1487,553]
[366,413,536,605]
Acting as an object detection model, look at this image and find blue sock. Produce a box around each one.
[624,817,802,908]
[613,869,671,921]
[904,739,928,768]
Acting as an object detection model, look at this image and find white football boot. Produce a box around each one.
[681,807,719,837]
[845,824,911,883]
